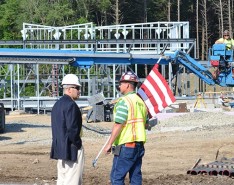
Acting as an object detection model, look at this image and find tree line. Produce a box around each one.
[0,0,233,60]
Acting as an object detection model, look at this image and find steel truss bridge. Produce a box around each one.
[0,21,209,114]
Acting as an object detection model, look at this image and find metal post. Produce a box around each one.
[168,63,172,89]
[17,64,20,110]
[10,64,13,112]
[113,64,116,99]
[36,64,40,115]
[88,68,91,96]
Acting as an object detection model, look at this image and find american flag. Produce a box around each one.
[137,64,176,117]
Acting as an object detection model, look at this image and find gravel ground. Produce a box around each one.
[155,111,234,132]
[1,110,234,184]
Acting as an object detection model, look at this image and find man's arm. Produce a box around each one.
[104,123,123,154]
[103,98,128,154]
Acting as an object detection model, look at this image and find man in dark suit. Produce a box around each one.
[50,74,84,185]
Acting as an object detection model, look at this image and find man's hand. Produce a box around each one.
[146,117,158,131]
[104,144,112,155]
[103,123,123,155]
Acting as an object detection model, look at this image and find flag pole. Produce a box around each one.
[157,43,169,64]
[137,42,176,118]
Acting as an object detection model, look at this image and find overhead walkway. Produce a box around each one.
[0,47,171,66]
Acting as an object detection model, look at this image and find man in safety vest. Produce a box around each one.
[104,71,149,185]
[215,30,234,50]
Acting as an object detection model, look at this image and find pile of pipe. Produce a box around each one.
[187,157,234,177]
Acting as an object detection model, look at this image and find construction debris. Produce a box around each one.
[187,157,234,177]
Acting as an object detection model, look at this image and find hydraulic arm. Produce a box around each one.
[172,50,215,85]
[170,44,234,87]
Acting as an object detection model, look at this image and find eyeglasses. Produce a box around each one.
[70,86,80,90]
[224,35,229,36]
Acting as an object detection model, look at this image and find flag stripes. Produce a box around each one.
[137,64,176,117]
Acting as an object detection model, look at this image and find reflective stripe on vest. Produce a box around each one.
[113,93,147,146]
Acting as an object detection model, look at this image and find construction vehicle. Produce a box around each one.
[169,43,234,87]
[208,44,234,86]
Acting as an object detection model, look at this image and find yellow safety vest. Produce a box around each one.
[218,38,234,50]
[113,93,148,146]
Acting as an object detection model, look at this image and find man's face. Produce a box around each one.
[68,86,81,100]
[119,82,128,94]
[224,34,230,39]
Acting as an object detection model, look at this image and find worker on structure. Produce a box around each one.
[217,94,229,108]
[50,74,84,185]
[104,71,149,185]
[215,30,234,50]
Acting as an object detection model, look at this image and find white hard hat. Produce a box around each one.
[61,74,81,86]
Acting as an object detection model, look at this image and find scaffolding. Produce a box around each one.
[0,21,199,113]
[95,21,190,53]
[22,22,94,49]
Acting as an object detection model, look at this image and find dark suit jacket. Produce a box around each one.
[50,94,82,161]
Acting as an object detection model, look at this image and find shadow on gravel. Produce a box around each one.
[4,122,50,133]
[0,136,12,141]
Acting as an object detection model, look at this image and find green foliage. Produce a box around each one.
[23,84,35,96]
[97,0,111,11]
[147,0,168,22]
[19,0,76,26]
[0,0,231,40]
[77,17,89,24]
[0,0,22,39]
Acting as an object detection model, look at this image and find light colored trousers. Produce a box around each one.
[57,146,84,185]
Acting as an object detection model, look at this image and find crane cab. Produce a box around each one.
[209,44,234,86]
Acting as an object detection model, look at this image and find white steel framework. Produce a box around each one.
[0,21,213,113]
